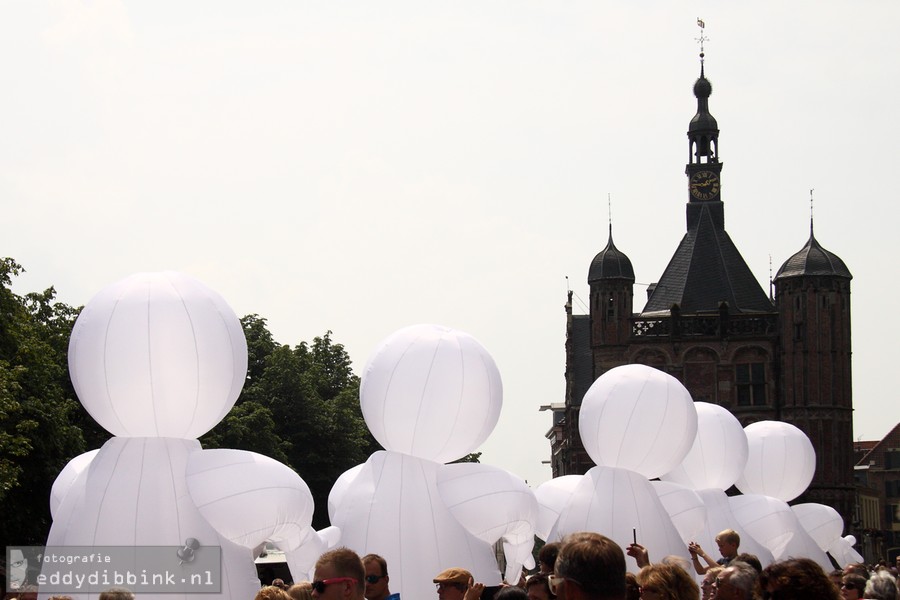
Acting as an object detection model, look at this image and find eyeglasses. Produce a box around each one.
[366,575,386,584]
[312,578,357,594]
[548,574,582,595]
[842,583,860,591]
[436,583,466,592]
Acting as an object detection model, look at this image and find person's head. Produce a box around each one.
[257,586,294,600]
[313,547,366,600]
[701,567,723,600]
[844,564,870,579]
[526,573,555,600]
[842,574,868,600]
[496,587,530,600]
[715,530,740,559]
[636,563,699,600]
[659,555,692,577]
[863,571,898,600]
[289,582,314,600]
[540,543,562,575]
[760,558,841,600]
[624,573,640,600]
[362,554,391,600]
[732,555,762,575]
[273,579,288,590]
[831,570,846,589]
[552,532,626,600]
[98,588,135,600]
[433,567,473,600]
[714,563,757,600]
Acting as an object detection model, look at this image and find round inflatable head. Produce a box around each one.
[68,272,247,438]
[360,324,502,462]
[579,364,697,478]
[735,421,815,501]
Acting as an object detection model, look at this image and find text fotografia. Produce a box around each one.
[7,545,222,593]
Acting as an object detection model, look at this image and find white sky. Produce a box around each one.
[3,1,898,489]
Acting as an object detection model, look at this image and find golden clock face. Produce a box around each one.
[689,170,720,200]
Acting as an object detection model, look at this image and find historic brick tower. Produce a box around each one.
[551,57,854,528]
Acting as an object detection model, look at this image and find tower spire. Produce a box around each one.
[696,18,708,74]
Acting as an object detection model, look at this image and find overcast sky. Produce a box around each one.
[3,1,898,489]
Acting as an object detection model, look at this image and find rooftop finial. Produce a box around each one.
[608,192,613,236]
[696,18,708,72]
[809,188,815,236]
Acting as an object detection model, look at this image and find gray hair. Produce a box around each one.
[864,571,898,600]
[724,562,758,600]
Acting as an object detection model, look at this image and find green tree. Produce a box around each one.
[0,259,90,548]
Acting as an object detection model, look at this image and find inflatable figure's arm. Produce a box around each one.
[186,448,314,551]
[49,449,100,519]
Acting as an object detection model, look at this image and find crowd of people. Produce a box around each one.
[244,527,900,600]
[6,531,899,600]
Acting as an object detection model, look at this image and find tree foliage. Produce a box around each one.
[0,258,97,549]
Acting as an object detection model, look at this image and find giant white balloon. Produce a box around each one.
[68,271,247,438]
[360,324,502,463]
[735,421,815,502]
[579,364,697,478]
[661,402,749,490]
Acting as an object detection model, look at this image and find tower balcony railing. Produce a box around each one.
[631,311,778,339]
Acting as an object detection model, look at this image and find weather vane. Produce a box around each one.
[696,18,708,64]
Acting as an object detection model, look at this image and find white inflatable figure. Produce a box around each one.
[726,421,832,569]
[660,403,774,568]
[329,324,534,599]
[544,364,697,572]
[43,272,318,600]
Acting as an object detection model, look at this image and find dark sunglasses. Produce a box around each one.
[842,583,860,591]
[366,575,387,584]
[312,577,357,593]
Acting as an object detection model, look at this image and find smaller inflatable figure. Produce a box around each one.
[329,324,537,599]
[538,364,697,572]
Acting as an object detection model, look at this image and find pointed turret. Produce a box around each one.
[588,225,635,283]
[775,221,852,281]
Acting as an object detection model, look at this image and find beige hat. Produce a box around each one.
[433,568,473,585]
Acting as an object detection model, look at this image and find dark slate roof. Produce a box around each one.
[642,202,774,314]
[775,227,852,280]
[569,315,593,407]
[588,226,635,283]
